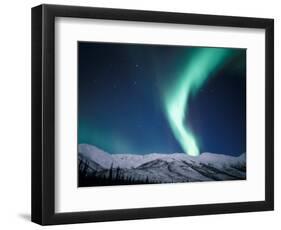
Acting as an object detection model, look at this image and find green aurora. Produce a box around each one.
[163,48,233,156]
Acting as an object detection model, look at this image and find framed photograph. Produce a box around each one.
[31,4,274,225]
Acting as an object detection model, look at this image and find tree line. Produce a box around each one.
[78,159,161,187]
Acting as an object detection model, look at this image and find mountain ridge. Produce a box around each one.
[78,143,246,186]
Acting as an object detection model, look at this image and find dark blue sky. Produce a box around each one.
[78,42,246,156]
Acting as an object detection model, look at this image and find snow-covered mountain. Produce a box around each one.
[78,144,246,186]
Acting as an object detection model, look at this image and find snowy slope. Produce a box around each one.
[78,144,246,184]
[79,144,116,168]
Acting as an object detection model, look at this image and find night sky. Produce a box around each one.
[78,42,246,156]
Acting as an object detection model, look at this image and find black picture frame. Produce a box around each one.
[31,4,274,225]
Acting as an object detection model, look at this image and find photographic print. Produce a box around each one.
[32,5,274,224]
[78,42,246,187]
